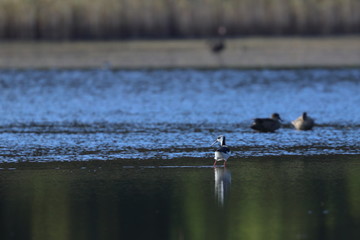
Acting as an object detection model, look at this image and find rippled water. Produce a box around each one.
[0,68,359,163]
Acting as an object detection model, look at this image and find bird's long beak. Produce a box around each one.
[211,140,217,146]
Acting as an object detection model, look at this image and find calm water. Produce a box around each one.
[0,156,359,240]
[0,69,359,240]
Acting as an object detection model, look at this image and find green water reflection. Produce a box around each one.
[0,155,359,240]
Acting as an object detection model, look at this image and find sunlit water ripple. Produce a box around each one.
[0,69,359,163]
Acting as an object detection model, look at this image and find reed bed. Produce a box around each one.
[0,0,359,40]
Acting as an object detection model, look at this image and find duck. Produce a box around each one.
[292,112,315,130]
[251,113,282,132]
[211,135,231,167]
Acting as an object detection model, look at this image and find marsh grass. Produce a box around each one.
[0,0,359,39]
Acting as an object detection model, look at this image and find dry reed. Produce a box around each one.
[0,0,359,40]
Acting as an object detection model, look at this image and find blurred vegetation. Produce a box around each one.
[0,0,359,40]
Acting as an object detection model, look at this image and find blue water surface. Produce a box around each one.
[0,69,359,162]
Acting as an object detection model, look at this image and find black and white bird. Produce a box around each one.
[251,113,282,133]
[292,112,315,130]
[211,135,231,167]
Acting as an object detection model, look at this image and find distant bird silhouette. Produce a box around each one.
[292,112,315,130]
[251,113,282,133]
[208,26,226,54]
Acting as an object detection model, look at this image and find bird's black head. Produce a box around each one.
[272,113,281,120]
[302,112,308,120]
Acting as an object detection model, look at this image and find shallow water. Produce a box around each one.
[0,69,359,240]
[0,69,359,162]
[0,155,359,240]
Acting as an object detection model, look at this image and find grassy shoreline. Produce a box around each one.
[1,36,359,69]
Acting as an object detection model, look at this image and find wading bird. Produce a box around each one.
[208,26,227,54]
[211,135,231,167]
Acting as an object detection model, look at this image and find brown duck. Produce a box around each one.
[292,112,315,130]
[251,113,282,133]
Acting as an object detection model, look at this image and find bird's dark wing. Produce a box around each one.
[216,146,230,153]
[251,118,279,132]
[209,39,225,53]
[251,118,267,131]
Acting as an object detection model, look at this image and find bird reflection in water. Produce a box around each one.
[214,167,232,206]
